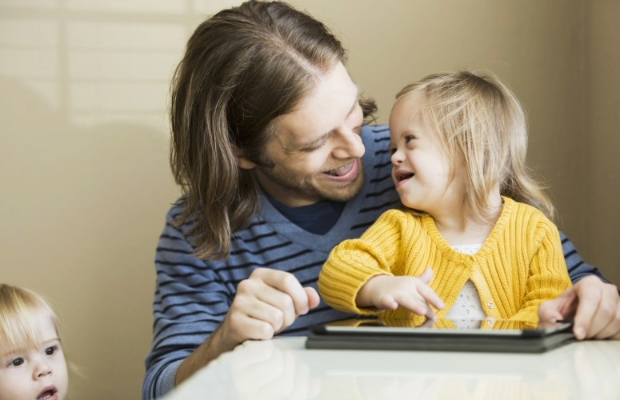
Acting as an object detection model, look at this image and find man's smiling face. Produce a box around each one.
[244,62,366,207]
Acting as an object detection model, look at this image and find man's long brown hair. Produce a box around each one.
[170,1,375,260]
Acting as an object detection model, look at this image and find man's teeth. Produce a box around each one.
[326,166,346,176]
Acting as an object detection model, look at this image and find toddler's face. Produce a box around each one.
[389,91,464,215]
[0,311,68,400]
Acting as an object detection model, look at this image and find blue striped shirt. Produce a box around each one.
[143,125,605,399]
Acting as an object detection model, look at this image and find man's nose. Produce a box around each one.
[332,128,365,159]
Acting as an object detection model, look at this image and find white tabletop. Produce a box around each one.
[163,337,620,400]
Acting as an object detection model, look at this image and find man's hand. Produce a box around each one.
[539,275,620,340]
[223,268,320,343]
[176,268,319,386]
[356,268,445,319]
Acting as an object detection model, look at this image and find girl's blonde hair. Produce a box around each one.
[395,70,554,222]
[0,284,61,354]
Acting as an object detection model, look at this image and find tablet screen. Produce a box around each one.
[313,317,573,338]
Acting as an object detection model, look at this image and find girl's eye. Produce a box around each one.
[390,147,397,155]
[45,346,57,356]
[405,135,415,143]
[9,357,24,367]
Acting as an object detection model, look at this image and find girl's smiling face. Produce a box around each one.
[389,91,465,218]
[0,310,68,400]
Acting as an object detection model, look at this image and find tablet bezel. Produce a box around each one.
[310,317,573,338]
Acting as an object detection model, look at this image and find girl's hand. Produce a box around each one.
[357,268,446,319]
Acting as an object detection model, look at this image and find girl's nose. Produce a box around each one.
[391,149,402,165]
[34,359,52,379]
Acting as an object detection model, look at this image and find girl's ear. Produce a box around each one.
[232,146,256,170]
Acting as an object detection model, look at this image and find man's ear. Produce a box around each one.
[233,146,256,170]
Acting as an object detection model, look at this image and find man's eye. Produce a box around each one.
[302,141,325,152]
[9,357,24,367]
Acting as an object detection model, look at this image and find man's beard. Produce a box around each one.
[255,161,366,203]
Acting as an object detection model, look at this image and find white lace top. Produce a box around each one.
[445,244,486,328]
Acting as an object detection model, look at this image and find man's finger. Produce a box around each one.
[252,268,311,315]
[303,287,321,311]
[602,298,620,339]
[573,278,604,339]
[253,285,297,331]
[593,303,620,339]
[227,306,278,340]
[587,283,620,339]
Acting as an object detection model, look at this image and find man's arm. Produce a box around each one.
[143,216,227,399]
[560,231,608,283]
[143,214,319,399]
[175,268,319,386]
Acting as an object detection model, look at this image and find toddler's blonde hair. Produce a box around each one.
[395,70,554,222]
[0,283,61,355]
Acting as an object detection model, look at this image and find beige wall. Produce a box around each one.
[587,0,620,286]
[0,1,617,399]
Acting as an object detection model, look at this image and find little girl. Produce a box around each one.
[318,71,572,327]
[0,283,68,400]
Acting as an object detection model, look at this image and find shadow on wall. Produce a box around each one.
[0,77,180,399]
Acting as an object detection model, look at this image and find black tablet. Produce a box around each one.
[305,317,575,353]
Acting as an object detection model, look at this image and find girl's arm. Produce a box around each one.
[318,210,405,315]
[510,223,572,323]
[356,269,445,319]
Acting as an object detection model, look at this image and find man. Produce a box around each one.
[143,2,620,398]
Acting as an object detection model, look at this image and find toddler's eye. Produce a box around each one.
[45,346,57,356]
[9,357,24,367]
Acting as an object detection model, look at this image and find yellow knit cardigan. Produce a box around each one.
[318,197,572,325]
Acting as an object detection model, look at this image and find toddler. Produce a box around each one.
[319,71,572,327]
[0,284,68,400]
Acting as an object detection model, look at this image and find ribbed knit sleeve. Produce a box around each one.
[509,215,572,323]
[318,209,412,314]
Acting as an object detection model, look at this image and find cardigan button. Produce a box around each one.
[488,302,495,309]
